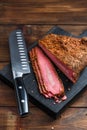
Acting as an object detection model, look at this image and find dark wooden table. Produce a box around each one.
[0,1,87,129]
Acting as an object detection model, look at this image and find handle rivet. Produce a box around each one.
[21,100,25,103]
[19,86,22,89]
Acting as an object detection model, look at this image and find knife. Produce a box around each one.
[9,29,30,116]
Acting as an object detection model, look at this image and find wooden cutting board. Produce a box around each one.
[0,26,87,118]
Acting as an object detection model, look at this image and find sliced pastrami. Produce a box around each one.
[29,47,67,102]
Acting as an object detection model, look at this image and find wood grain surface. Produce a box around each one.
[0,0,87,24]
[0,0,87,130]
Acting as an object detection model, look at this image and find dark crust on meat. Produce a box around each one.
[39,34,87,79]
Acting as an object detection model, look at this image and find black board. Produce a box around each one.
[0,26,87,118]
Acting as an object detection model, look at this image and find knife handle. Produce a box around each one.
[14,77,29,116]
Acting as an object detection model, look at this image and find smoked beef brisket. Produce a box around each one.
[39,34,87,83]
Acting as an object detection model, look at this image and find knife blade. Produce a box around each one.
[9,29,30,116]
